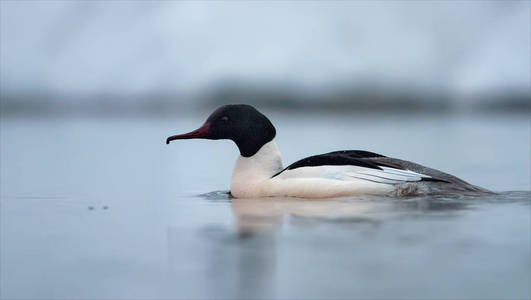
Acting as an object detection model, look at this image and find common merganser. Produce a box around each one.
[166,104,490,198]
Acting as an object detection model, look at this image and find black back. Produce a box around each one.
[206,104,276,157]
[272,150,391,177]
[272,150,450,183]
[325,150,387,158]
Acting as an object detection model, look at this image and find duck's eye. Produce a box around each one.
[221,116,229,121]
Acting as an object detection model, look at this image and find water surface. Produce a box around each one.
[1,112,529,299]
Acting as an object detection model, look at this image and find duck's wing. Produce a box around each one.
[272,150,447,184]
[365,156,493,193]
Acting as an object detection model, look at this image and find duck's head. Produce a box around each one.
[166,104,276,157]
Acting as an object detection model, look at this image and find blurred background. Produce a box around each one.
[1,2,530,299]
[1,0,529,115]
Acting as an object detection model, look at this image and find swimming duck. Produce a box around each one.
[166,104,490,198]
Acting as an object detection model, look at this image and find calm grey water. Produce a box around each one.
[1,112,530,299]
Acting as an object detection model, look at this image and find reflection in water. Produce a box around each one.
[197,192,477,298]
[225,192,477,234]
[231,196,385,234]
[168,191,529,299]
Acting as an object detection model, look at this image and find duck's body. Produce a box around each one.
[230,141,488,198]
[230,141,395,198]
[167,104,491,198]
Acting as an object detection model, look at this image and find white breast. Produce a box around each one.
[230,141,283,198]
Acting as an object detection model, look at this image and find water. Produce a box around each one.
[1,112,529,299]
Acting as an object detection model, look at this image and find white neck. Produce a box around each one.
[230,141,283,197]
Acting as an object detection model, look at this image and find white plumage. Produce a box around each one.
[230,141,431,198]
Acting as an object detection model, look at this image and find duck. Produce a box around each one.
[166,104,491,198]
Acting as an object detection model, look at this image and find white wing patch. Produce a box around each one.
[346,167,429,184]
[277,165,431,185]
